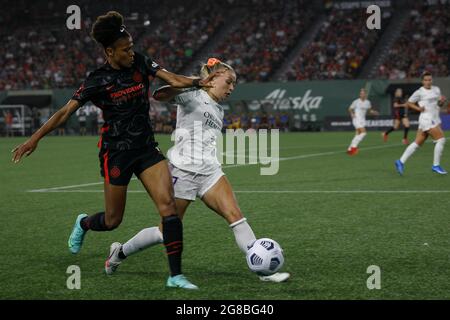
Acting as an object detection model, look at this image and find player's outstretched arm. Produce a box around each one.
[11,99,80,163]
[153,85,183,102]
[155,69,223,89]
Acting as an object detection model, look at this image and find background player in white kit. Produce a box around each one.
[105,58,290,285]
[347,89,379,155]
[395,72,448,175]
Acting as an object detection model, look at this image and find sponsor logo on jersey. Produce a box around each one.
[110,83,145,99]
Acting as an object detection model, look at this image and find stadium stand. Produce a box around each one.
[376,3,450,79]
[282,8,391,81]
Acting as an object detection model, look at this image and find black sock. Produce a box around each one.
[385,127,395,135]
[404,127,409,139]
[80,212,111,231]
[162,215,183,277]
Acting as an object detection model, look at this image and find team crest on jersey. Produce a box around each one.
[110,166,121,179]
[133,71,143,83]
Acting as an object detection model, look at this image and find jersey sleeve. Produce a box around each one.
[408,89,421,103]
[71,73,101,106]
[349,100,357,110]
[436,86,441,96]
[171,88,198,108]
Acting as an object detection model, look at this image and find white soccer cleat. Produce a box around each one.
[259,272,290,283]
[105,242,123,275]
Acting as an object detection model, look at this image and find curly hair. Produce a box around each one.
[91,11,130,48]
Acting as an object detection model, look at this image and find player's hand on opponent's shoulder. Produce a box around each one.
[198,69,225,88]
[11,139,38,163]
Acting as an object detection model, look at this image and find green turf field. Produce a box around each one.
[1,131,449,299]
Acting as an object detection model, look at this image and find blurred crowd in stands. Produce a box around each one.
[212,0,314,83]
[0,0,449,91]
[377,3,450,79]
[283,9,391,81]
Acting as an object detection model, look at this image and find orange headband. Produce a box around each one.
[206,58,221,68]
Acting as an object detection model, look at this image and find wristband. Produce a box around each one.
[193,78,201,88]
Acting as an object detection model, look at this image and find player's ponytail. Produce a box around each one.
[91,11,130,48]
[199,58,234,79]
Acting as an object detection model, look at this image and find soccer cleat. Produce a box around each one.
[68,213,88,254]
[382,132,388,142]
[259,272,290,283]
[432,165,447,175]
[105,242,123,275]
[166,274,199,290]
[347,147,358,156]
[395,160,404,176]
[402,138,409,145]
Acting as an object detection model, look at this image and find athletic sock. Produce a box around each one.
[162,215,183,277]
[433,138,446,166]
[400,142,419,164]
[403,127,409,139]
[121,226,163,257]
[80,212,111,231]
[385,127,395,135]
[229,218,256,253]
[351,132,367,148]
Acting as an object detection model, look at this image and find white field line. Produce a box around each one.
[27,142,403,193]
[26,190,450,194]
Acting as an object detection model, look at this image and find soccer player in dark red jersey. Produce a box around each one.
[11,11,217,289]
[383,88,410,145]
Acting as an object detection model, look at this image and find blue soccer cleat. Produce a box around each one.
[68,213,88,254]
[432,165,447,175]
[166,274,199,290]
[395,160,404,176]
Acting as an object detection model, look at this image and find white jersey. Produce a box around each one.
[350,98,371,122]
[408,86,441,120]
[167,89,223,174]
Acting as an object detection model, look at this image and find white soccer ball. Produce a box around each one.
[246,238,284,276]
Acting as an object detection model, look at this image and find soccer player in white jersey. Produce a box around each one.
[104,58,290,285]
[347,89,379,155]
[395,72,448,175]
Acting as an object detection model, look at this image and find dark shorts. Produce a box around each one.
[99,144,166,186]
[394,109,407,120]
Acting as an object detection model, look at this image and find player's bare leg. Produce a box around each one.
[202,176,290,282]
[402,118,410,144]
[138,160,197,289]
[69,182,127,254]
[396,130,428,175]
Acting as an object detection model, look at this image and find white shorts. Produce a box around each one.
[418,115,441,132]
[169,163,225,201]
[352,118,366,129]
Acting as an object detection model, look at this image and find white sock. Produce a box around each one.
[349,135,359,149]
[433,138,446,166]
[400,142,419,164]
[229,218,256,254]
[122,226,163,257]
[350,133,367,148]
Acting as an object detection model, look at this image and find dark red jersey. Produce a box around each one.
[72,52,161,150]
